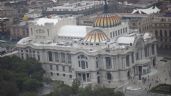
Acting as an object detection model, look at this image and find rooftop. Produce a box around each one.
[17,32,152,54]
[58,25,88,38]
[46,1,103,11]
[132,6,160,15]
[33,17,60,26]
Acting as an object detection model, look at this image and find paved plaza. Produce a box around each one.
[123,56,171,96]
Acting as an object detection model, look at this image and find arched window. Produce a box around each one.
[78,55,88,69]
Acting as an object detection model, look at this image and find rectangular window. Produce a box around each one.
[50,72,53,76]
[50,65,53,70]
[55,52,59,62]
[31,28,33,36]
[81,61,86,69]
[69,75,72,78]
[48,51,53,61]
[67,54,71,64]
[21,54,24,59]
[155,30,158,37]
[63,74,65,77]
[47,29,49,36]
[87,73,90,82]
[69,66,72,72]
[79,61,81,67]
[56,65,58,71]
[165,30,167,37]
[96,61,98,68]
[110,32,112,38]
[131,52,134,63]
[105,57,112,69]
[86,62,88,68]
[160,30,163,37]
[145,46,148,57]
[152,45,155,55]
[63,66,65,71]
[125,27,127,32]
[37,55,40,61]
[136,52,139,60]
[126,55,130,67]
[61,53,65,63]
[83,73,86,81]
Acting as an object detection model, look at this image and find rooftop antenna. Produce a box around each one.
[104,0,108,13]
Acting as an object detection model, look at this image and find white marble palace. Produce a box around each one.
[16,2,157,87]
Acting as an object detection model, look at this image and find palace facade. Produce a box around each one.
[16,14,157,88]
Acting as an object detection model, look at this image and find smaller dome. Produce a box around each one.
[83,29,109,43]
[94,14,121,28]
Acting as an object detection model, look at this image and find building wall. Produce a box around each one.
[17,38,157,87]
[139,15,171,50]
[28,18,76,43]
[10,24,29,40]
[0,18,10,35]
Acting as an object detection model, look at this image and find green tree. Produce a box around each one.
[79,85,93,96]
[20,92,37,96]
[114,91,125,96]
[23,79,43,91]
[93,87,115,96]
[47,80,125,96]
[72,79,80,95]
[0,56,44,95]
[0,70,19,96]
[51,81,72,96]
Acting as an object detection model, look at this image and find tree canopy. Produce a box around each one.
[0,56,44,96]
[47,80,124,96]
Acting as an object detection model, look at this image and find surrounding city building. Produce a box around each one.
[132,6,160,15]
[42,1,104,15]
[117,13,148,29]
[10,21,29,40]
[0,18,10,35]
[139,14,171,50]
[0,6,18,18]
[23,9,42,20]
[16,13,157,88]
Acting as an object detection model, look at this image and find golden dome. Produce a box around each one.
[83,29,109,43]
[94,14,121,28]
[22,15,29,21]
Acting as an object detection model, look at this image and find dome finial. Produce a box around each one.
[104,0,108,13]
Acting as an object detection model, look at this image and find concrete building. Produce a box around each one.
[139,14,171,50]
[10,22,29,40]
[0,18,10,36]
[117,13,148,30]
[16,12,157,88]
[42,1,104,16]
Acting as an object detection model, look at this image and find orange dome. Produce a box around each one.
[94,14,121,28]
[83,29,109,43]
